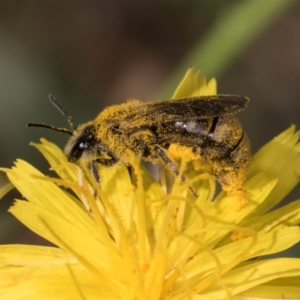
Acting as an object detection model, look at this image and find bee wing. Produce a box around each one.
[147,94,248,117]
[120,95,249,129]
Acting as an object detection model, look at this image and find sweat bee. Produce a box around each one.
[28,94,251,194]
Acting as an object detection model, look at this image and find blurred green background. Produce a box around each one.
[0,0,299,256]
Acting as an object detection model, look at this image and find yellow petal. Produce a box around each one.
[30,139,78,181]
[0,244,76,266]
[177,226,300,288]
[172,68,217,98]
[248,126,300,213]
[240,283,300,299]
[243,199,300,233]
[205,258,300,298]
[0,170,13,200]
[0,245,116,299]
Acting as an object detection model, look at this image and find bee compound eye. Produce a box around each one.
[68,140,89,162]
[79,141,88,149]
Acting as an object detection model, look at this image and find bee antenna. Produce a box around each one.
[27,123,73,135]
[49,94,76,131]
[27,94,76,135]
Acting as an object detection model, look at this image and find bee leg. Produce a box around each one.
[90,160,100,183]
[155,146,179,175]
[90,155,120,185]
[87,160,101,198]
[126,165,134,182]
[155,146,198,198]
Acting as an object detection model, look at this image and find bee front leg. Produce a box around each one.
[82,160,100,198]
[88,156,120,197]
[90,160,101,183]
[89,155,119,184]
[154,145,198,198]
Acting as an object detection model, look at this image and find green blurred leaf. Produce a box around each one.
[159,0,296,98]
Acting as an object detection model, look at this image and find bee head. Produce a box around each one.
[64,124,97,162]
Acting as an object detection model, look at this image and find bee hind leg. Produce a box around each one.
[154,145,198,198]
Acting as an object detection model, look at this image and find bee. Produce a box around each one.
[28,94,251,194]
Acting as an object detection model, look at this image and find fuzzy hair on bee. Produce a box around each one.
[27,94,251,194]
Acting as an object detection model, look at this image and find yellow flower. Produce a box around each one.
[1,69,300,299]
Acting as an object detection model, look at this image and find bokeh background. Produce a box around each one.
[0,0,299,256]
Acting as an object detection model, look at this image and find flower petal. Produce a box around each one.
[205,258,300,298]
[172,68,217,98]
[176,226,300,291]
[30,139,78,181]
[0,245,117,299]
[0,170,14,200]
[248,126,300,213]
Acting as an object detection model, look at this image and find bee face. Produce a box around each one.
[28,94,251,193]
